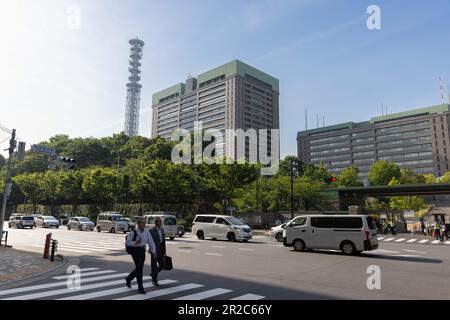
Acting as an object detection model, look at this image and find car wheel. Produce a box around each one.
[196,230,204,240]
[227,232,236,242]
[293,239,306,252]
[56,225,59,229]
[169,237,175,241]
[43,223,46,228]
[97,226,101,232]
[67,225,71,230]
[275,233,283,242]
[8,223,11,228]
[110,227,115,233]
[78,225,82,231]
[123,230,127,234]
[341,241,356,255]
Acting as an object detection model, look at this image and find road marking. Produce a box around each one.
[418,240,428,244]
[53,270,115,280]
[406,239,417,243]
[0,272,129,297]
[238,248,254,251]
[230,294,265,300]
[371,249,400,254]
[445,241,450,245]
[383,238,394,242]
[377,237,385,240]
[177,250,192,253]
[431,240,441,244]
[115,283,203,300]
[173,288,232,300]
[394,254,418,257]
[268,244,283,247]
[32,244,91,253]
[205,252,222,256]
[394,238,406,242]
[58,279,178,300]
[403,249,426,254]
[53,244,112,252]
[211,246,226,249]
[3,274,142,300]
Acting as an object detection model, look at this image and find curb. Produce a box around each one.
[0,254,68,291]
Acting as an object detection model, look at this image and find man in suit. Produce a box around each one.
[149,216,166,286]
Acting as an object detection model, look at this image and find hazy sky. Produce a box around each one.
[1,0,449,157]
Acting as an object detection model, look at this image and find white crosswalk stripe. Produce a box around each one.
[431,240,441,244]
[0,269,266,301]
[173,288,232,300]
[383,238,394,242]
[32,239,127,254]
[394,238,406,242]
[376,237,449,245]
[406,239,417,243]
[419,240,429,243]
[445,241,450,245]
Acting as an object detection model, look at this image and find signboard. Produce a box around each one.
[380,214,387,219]
[31,144,56,156]
[403,210,415,218]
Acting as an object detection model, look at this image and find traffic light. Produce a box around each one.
[17,142,26,162]
[323,176,337,183]
[60,157,76,170]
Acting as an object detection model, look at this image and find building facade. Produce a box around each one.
[297,104,450,181]
[151,60,279,158]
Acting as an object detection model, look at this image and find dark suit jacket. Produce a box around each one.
[150,227,166,255]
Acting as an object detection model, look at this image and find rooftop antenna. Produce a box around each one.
[385,104,388,115]
[381,103,384,116]
[322,115,325,127]
[440,77,445,104]
[305,109,308,131]
[316,113,319,128]
[447,83,450,104]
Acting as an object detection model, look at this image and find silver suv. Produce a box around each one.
[8,215,35,229]
[67,217,95,231]
[96,212,128,233]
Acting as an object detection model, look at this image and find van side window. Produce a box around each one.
[311,217,333,228]
[195,216,216,223]
[333,217,363,229]
[290,217,306,227]
[216,218,229,225]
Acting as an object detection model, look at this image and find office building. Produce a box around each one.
[151,59,279,158]
[297,104,450,180]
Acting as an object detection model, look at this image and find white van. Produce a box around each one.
[96,212,128,233]
[283,215,378,255]
[143,212,178,240]
[192,214,252,242]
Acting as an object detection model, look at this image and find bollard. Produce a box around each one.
[50,239,58,262]
[43,233,52,259]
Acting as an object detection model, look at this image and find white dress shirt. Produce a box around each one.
[126,227,156,254]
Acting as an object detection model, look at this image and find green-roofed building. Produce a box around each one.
[151,59,279,157]
[297,104,450,181]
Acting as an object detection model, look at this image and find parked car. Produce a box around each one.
[143,212,178,240]
[35,215,60,228]
[124,217,137,232]
[270,223,287,242]
[67,217,95,231]
[176,225,185,237]
[60,214,70,226]
[8,214,35,229]
[283,215,378,255]
[192,214,252,242]
[96,212,128,233]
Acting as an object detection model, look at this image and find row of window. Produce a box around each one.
[376,120,430,133]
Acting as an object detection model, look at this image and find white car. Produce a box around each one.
[192,214,252,242]
[67,217,95,231]
[270,223,287,242]
[143,213,178,240]
[283,215,378,255]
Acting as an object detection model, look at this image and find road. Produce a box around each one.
[1,222,450,300]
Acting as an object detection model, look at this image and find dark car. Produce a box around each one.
[124,217,137,232]
[60,214,70,226]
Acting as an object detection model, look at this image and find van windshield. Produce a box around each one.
[226,216,245,226]
[112,216,124,221]
[165,217,176,225]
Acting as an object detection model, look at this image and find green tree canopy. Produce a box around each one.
[368,160,401,186]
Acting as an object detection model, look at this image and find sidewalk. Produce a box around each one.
[0,246,66,288]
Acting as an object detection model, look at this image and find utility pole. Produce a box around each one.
[0,129,16,243]
[256,174,259,213]
[290,157,294,220]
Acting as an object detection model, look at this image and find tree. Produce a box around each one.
[337,167,363,187]
[0,154,5,169]
[41,171,61,213]
[423,174,437,183]
[303,163,329,181]
[143,137,175,162]
[13,173,45,213]
[441,171,450,183]
[388,176,426,212]
[82,167,117,208]
[59,170,84,212]
[13,154,49,175]
[368,160,401,186]
[278,156,304,177]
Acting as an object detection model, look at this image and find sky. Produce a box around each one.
[0,0,449,157]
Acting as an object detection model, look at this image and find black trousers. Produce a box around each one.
[151,251,165,281]
[127,247,146,290]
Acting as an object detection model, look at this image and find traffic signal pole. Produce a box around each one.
[0,129,16,243]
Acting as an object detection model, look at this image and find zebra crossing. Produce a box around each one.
[30,237,202,255]
[0,268,265,300]
[377,236,450,246]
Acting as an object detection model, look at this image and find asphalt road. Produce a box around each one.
[2,222,450,300]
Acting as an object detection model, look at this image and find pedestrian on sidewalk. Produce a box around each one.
[440,222,448,241]
[125,217,157,294]
[149,216,167,286]
[390,224,397,236]
[434,222,442,241]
